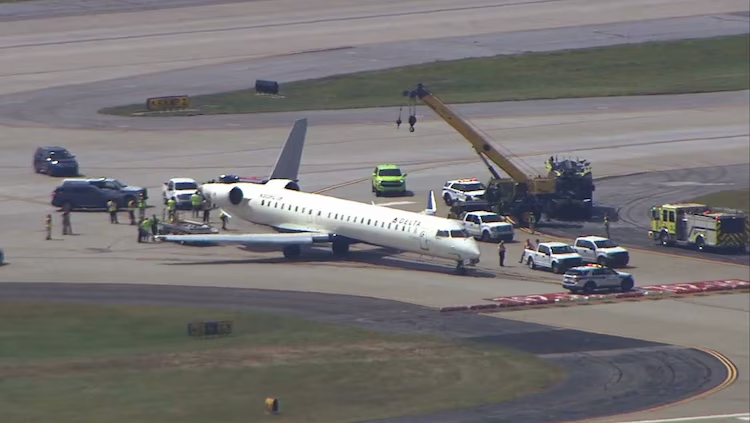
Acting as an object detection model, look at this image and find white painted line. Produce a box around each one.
[376,201,417,207]
[615,413,750,423]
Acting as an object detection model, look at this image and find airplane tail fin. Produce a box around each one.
[269,118,308,181]
[422,190,437,215]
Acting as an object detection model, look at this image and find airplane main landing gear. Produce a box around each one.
[283,245,301,259]
[455,261,468,275]
[332,239,350,255]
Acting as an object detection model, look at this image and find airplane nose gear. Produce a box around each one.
[455,261,468,275]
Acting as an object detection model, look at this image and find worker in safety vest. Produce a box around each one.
[166,197,177,223]
[45,214,52,240]
[107,199,118,224]
[150,214,160,237]
[604,213,610,238]
[137,194,147,221]
[139,218,153,242]
[127,199,137,225]
[191,192,202,218]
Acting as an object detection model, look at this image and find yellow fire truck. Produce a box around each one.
[648,203,747,252]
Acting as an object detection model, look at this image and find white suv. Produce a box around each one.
[562,264,635,293]
[442,178,486,205]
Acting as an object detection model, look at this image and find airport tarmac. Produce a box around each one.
[0,0,748,421]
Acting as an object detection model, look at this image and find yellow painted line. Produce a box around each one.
[567,347,739,423]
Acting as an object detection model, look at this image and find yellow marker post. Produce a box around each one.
[264,397,279,414]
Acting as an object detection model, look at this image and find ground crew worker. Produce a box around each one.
[137,194,147,221]
[107,199,118,224]
[150,214,160,237]
[45,214,52,240]
[604,213,610,238]
[520,239,533,263]
[528,212,536,234]
[220,210,230,230]
[202,198,211,224]
[166,197,177,223]
[497,240,506,267]
[127,199,137,225]
[140,217,153,242]
[191,192,202,218]
[62,210,72,235]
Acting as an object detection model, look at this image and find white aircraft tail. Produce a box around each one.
[422,191,437,215]
[269,118,308,181]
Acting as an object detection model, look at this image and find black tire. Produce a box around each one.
[583,281,597,294]
[481,231,491,242]
[443,194,453,206]
[620,277,634,292]
[597,256,608,266]
[375,190,381,197]
[528,258,536,270]
[551,262,560,274]
[695,237,705,251]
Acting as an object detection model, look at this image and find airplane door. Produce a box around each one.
[419,231,430,251]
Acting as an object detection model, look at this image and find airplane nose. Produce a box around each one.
[459,238,481,261]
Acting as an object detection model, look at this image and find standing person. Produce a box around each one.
[528,212,536,234]
[191,192,202,218]
[45,214,52,240]
[166,197,177,223]
[604,213,611,239]
[62,210,72,235]
[220,210,230,230]
[497,240,506,267]
[140,217,152,242]
[127,198,137,225]
[137,218,145,243]
[107,199,118,224]
[137,193,147,221]
[202,198,211,224]
[150,214,160,237]
[520,238,533,263]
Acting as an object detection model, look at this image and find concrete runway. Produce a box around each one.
[0,0,748,422]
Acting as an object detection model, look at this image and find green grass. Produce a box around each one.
[688,189,750,212]
[99,34,750,116]
[0,302,561,423]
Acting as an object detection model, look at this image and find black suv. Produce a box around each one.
[51,178,148,210]
[33,146,79,176]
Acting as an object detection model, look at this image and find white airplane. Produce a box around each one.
[155,119,482,274]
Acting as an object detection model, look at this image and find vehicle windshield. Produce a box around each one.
[594,239,619,248]
[480,214,503,223]
[565,269,584,276]
[48,149,73,159]
[175,182,198,190]
[462,183,485,191]
[449,229,470,238]
[110,179,127,188]
[550,245,575,254]
[378,168,402,177]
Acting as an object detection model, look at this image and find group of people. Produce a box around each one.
[495,238,542,267]
[137,215,160,243]
[44,210,73,240]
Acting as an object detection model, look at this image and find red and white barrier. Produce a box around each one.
[439,279,749,313]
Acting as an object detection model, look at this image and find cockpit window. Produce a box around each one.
[450,229,470,238]
[436,230,449,237]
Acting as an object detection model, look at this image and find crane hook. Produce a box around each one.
[408,115,417,132]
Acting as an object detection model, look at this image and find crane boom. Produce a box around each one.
[403,83,556,194]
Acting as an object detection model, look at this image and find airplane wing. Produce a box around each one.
[155,232,333,246]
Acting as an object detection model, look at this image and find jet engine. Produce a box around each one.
[263,179,300,191]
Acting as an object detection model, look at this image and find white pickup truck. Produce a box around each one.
[162,177,199,209]
[460,211,514,242]
[523,242,584,274]
[573,236,630,267]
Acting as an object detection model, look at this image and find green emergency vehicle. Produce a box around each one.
[371,164,407,196]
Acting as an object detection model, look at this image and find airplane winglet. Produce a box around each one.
[422,190,437,215]
[269,118,308,181]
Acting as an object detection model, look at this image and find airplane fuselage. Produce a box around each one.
[204,181,482,264]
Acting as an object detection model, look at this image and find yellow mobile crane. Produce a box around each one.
[400,83,591,223]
